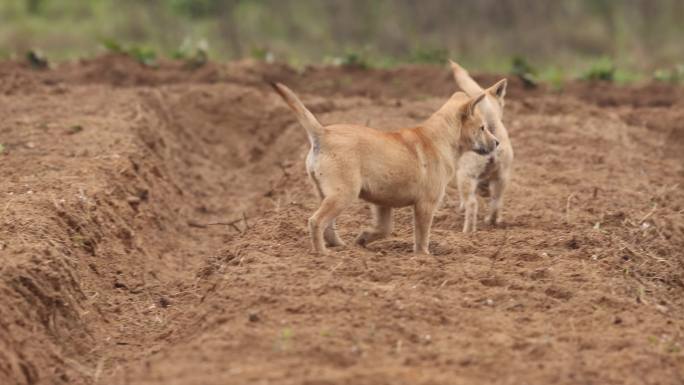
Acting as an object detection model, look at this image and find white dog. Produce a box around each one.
[450,60,514,232]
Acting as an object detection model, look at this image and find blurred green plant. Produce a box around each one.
[510,56,538,88]
[334,51,369,69]
[538,67,566,91]
[67,125,84,135]
[274,327,294,351]
[581,58,616,82]
[102,39,157,67]
[0,143,5,155]
[26,0,45,14]
[170,0,223,18]
[410,48,449,65]
[250,46,275,63]
[26,49,49,69]
[653,65,684,83]
[1,0,683,75]
[173,38,209,68]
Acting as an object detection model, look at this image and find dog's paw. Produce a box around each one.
[324,228,345,247]
[325,237,346,247]
[311,245,330,255]
[356,230,386,247]
[413,247,431,255]
[485,215,503,227]
[355,231,372,247]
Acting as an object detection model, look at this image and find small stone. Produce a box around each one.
[566,237,580,249]
[158,297,171,308]
[127,196,141,204]
[248,312,260,322]
[655,304,669,314]
[67,125,83,135]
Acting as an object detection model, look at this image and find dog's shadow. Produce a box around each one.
[444,219,527,232]
[359,238,455,256]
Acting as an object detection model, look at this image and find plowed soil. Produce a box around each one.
[1,54,683,385]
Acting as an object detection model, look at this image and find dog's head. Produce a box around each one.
[450,60,507,152]
[458,93,499,156]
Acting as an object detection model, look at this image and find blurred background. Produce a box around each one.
[1,0,683,81]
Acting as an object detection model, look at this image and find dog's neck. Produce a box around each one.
[421,94,467,154]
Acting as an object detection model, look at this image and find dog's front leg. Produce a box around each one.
[356,205,392,247]
[413,201,437,254]
[485,177,506,226]
[463,192,478,233]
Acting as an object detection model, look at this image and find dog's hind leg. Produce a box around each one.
[355,205,392,247]
[458,175,478,233]
[309,195,353,255]
[309,172,346,248]
[324,220,345,247]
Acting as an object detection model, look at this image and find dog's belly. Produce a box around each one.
[359,190,415,207]
[359,183,416,208]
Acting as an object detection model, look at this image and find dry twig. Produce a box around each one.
[187,214,249,233]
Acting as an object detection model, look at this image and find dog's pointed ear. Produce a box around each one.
[450,59,486,96]
[486,78,507,104]
[449,59,465,73]
[460,93,486,118]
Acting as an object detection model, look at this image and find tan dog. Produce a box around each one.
[450,60,514,232]
[272,79,500,254]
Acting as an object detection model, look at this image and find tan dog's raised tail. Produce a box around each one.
[272,77,502,255]
[450,60,514,232]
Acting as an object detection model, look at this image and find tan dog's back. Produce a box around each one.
[310,124,423,207]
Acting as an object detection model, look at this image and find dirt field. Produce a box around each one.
[1,55,683,385]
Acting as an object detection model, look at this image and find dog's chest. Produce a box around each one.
[459,152,496,178]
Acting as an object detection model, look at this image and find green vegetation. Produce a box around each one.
[337,51,370,69]
[578,58,645,84]
[67,125,83,135]
[510,56,539,88]
[102,39,157,67]
[581,58,616,82]
[172,38,209,68]
[0,0,682,86]
[274,327,294,351]
[26,49,48,69]
[653,65,684,84]
[410,48,449,65]
[537,67,567,91]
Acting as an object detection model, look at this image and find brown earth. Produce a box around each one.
[1,54,683,385]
